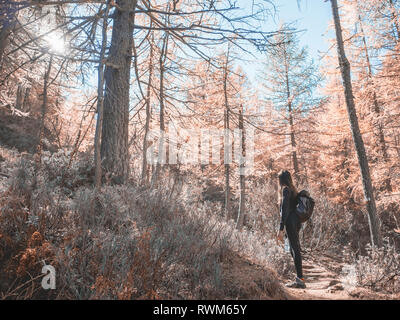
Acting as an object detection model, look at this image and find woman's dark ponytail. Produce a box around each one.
[278,170,298,203]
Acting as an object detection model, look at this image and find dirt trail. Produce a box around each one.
[284,252,397,300]
[285,254,352,300]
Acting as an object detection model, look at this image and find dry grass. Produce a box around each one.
[0,152,288,300]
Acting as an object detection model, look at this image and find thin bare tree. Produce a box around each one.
[236,107,246,230]
[330,0,383,247]
[94,0,111,189]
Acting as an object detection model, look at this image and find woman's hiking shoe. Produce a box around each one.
[285,277,306,289]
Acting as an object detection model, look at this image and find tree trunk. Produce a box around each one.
[151,32,169,187]
[141,35,154,184]
[395,133,400,159]
[22,87,30,112]
[288,102,299,181]
[236,108,246,230]
[224,108,231,219]
[16,84,24,110]
[94,0,110,189]
[284,51,299,181]
[37,55,53,164]
[101,0,136,184]
[0,26,10,66]
[223,54,231,220]
[330,0,383,247]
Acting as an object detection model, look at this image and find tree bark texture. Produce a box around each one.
[101,0,137,184]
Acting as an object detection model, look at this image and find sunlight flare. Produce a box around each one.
[44,32,66,54]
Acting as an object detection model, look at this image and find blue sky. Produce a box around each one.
[274,0,333,60]
[242,0,334,82]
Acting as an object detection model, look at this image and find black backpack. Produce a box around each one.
[295,190,315,223]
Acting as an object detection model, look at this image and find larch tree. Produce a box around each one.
[338,0,394,194]
[330,0,383,247]
[261,27,321,184]
[100,0,137,184]
[235,107,246,230]
[223,50,232,220]
[94,0,111,189]
[140,32,155,184]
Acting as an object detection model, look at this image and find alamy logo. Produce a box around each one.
[41,265,56,290]
[145,124,255,175]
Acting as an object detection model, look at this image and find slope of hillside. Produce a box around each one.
[0,138,289,300]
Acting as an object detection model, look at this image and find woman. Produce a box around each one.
[276,170,306,289]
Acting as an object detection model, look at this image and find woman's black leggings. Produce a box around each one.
[285,213,303,279]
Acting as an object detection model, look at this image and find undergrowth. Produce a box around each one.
[0,151,288,299]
